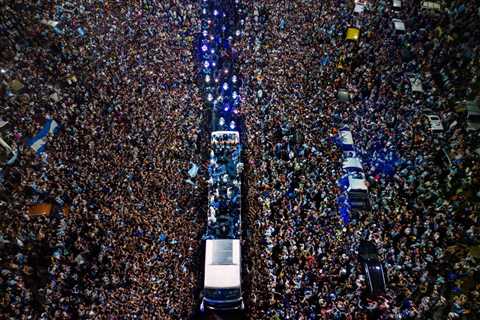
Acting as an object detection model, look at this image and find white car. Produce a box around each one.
[392,18,405,33]
[393,0,401,10]
[426,114,444,133]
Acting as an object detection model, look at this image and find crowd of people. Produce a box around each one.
[1,0,479,319]
[206,132,242,239]
[241,0,480,319]
[1,0,207,318]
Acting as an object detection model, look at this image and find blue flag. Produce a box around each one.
[27,119,60,155]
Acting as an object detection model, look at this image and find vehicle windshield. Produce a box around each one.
[350,172,365,179]
[205,288,241,301]
[362,252,377,260]
[350,190,367,196]
[346,167,363,173]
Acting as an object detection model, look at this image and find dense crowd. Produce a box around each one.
[206,132,242,239]
[241,0,480,319]
[1,0,479,319]
[1,0,207,318]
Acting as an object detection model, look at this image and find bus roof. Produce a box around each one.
[348,175,368,191]
[343,157,363,171]
[204,239,241,289]
[340,130,354,146]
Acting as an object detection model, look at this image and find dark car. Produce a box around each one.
[358,241,387,296]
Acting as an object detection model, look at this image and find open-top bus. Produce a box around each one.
[201,131,244,312]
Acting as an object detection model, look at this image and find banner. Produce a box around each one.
[27,119,60,155]
[188,163,199,178]
[28,203,53,217]
[346,27,360,41]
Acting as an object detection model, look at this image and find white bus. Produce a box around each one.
[200,239,244,311]
[201,131,243,312]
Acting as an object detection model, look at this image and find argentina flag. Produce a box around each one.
[188,162,199,178]
[27,119,60,155]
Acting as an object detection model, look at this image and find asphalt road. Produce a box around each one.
[192,310,245,320]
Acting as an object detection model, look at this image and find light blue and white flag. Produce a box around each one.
[27,119,60,155]
[188,162,199,178]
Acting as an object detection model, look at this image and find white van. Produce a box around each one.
[393,0,402,11]
[392,18,406,33]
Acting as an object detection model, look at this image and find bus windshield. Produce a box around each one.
[205,288,241,301]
